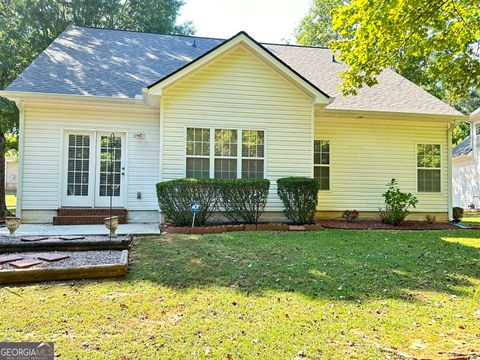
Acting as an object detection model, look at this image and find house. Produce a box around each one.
[453,107,480,209]
[0,26,465,224]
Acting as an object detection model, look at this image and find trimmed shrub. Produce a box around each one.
[452,207,464,222]
[156,179,220,226]
[218,179,270,224]
[378,178,418,225]
[277,177,319,224]
[342,209,359,223]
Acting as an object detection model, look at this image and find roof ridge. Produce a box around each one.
[69,25,226,41]
[69,25,332,50]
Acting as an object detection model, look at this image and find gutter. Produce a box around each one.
[447,122,453,221]
[15,100,25,218]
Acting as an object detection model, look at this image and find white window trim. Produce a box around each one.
[415,142,442,194]
[313,139,331,192]
[184,127,267,179]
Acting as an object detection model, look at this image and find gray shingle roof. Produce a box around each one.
[453,136,472,157]
[7,26,462,116]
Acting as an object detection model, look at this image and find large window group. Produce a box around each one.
[186,128,265,179]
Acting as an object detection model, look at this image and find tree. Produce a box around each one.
[0,0,193,217]
[329,0,480,99]
[295,0,480,145]
[294,0,343,47]
[0,97,18,217]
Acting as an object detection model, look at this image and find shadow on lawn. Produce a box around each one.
[128,230,480,301]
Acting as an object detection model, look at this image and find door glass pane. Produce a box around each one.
[67,134,90,196]
[99,135,122,197]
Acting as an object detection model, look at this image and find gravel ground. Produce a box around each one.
[0,250,124,270]
[0,235,130,245]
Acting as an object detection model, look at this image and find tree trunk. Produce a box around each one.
[0,130,8,220]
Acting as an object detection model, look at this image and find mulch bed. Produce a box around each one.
[317,219,456,230]
[161,220,459,234]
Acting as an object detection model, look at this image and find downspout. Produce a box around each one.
[15,99,25,218]
[447,121,453,221]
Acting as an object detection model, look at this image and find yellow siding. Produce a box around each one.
[22,104,160,214]
[315,116,449,213]
[161,44,313,211]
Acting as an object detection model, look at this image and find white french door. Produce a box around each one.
[62,131,126,208]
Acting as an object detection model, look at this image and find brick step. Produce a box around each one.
[53,215,127,225]
[57,208,128,217]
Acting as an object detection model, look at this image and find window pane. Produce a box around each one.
[314,140,330,165]
[242,130,264,158]
[417,144,440,168]
[186,128,210,156]
[186,157,210,179]
[67,134,90,196]
[417,169,441,192]
[215,129,237,157]
[242,159,264,179]
[314,166,330,191]
[214,159,237,179]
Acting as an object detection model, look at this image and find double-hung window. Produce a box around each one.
[214,129,238,179]
[417,144,441,192]
[186,128,210,178]
[186,128,264,179]
[242,130,264,179]
[314,140,330,191]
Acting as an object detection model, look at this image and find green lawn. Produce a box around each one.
[1,230,479,359]
[462,213,480,226]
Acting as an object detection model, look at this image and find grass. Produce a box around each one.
[462,213,480,226]
[1,230,479,359]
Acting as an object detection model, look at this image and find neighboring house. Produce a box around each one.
[453,107,480,209]
[0,26,465,224]
[5,151,18,191]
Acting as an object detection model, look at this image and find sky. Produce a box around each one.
[177,0,313,44]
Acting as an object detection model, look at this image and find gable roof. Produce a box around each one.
[453,136,472,158]
[147,31,331,104]
[6,26,463,117]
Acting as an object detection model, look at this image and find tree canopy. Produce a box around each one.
[296,0,480,144]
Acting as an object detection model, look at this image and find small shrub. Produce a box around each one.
[277,177,319,224]
[156,179,220,226]
[424,214,436,224]
[218,179,270,224]
[378,179,418,225]
[452,207,464,222]
[342,210,359,223]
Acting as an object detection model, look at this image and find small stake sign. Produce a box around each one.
[190,201,201,228]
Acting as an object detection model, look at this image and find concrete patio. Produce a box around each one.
[0,223,160,236]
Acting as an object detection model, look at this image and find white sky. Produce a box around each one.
[177,0,313,44]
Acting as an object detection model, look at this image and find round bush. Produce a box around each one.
[156,179,220,226]
[277,177,319,224]
[218,179,270,224]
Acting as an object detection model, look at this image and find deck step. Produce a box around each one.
[54,208,127,225]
